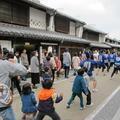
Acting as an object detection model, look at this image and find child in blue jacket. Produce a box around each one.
[66,68,91,110]
[21,83,37,120]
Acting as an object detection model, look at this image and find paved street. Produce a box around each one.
[12,70,120,120]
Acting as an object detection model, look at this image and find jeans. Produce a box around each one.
[67,90,91,108]
[67,92,84,108]
[0,106,16,120]
[36,111,60,120]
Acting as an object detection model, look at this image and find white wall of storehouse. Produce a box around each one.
[69,21,76,36]
[30,7,46,30]
[99,34,106,43]
[0,40,12,51]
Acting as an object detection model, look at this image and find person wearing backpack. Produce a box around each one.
[0,46,27,120]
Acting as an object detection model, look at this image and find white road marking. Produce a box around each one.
[85,86,120,120]
[112,105,120,120]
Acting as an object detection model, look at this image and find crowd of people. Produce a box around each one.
[0,45,120,120]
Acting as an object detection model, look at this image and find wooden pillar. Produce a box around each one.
[39,46,43,64]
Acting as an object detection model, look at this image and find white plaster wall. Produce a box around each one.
[30,7,46,30]
[0,40,12,51]
[69,21,75,36]
[99,34,106,42]
[76,26,83,38]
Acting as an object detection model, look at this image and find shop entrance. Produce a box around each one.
[41,42,59,56]
[13,43,39,64]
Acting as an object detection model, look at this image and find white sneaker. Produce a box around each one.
[80,107,83,110]
[92,89,95,92]
[86,103,94,107]
[80,106,85,110]
[92,89,98,92]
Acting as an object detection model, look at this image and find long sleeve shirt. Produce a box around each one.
[0,59,27,108]
[72,75,88,94]
[63,52,71,67]
[30,56,39,73]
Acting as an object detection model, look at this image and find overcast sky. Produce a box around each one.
[40,0,120,39]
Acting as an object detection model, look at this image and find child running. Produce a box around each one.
[36,78,63,120]
[66,68,92,110]
[21,83,37,120]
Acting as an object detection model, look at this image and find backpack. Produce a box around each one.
[0,83,13,107]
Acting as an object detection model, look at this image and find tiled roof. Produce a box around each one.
[84,25,107,35]
[90,41,111,48]
[22,0,85,25]
[22,0,51,10]
[106,37,120,42]
[105,42,120,48]
[56,11,86,25]
[0,23,89,44]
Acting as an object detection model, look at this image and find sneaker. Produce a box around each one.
[80,106,85,110]
[92,89,98,92]
[66,104,70,109]
[86,103,94,107]
[80,107,84,110]
[92,89,95,92]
